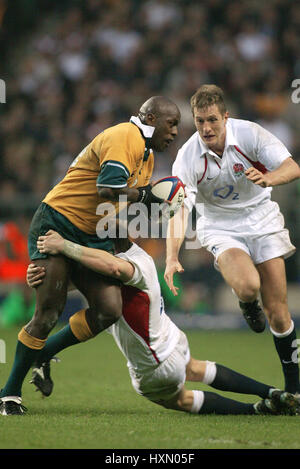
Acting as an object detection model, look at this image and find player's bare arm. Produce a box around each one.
[245,157,300,188]
[164,204,189,296]
[37,230,135,283]
[98,186,140,202]
[98,184,169,208]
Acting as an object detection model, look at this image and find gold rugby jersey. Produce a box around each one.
[43,117,154,234]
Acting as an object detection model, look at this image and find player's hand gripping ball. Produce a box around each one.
[151,176,185,219]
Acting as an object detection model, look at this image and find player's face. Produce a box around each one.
[150,110,181,152]
[193,105,228,154]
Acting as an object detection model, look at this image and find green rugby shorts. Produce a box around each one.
[28,202,114,260]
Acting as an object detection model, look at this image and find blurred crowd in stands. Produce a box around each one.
[0,0,299,323]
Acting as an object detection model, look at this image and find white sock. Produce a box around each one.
[190,390,204,413]
[270,320,294,338]
[202,360,217,385]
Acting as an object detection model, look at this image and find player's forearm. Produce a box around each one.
[267,157,300,186]
[98,187,140,202]
[166,205,188,261]
[62,240,119,277]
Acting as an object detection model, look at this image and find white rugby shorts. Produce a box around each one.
[199,201,296,268]
[128,331,190,402]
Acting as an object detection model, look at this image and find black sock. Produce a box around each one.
[199,391,255,415]
[272,325,300,394]
[210,364,273,398]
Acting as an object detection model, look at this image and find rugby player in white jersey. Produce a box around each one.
[23,230,300,417]
[164,84,300,395]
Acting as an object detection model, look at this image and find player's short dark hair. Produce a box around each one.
[190,84,227,116]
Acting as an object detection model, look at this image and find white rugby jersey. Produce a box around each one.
[108,243,181,372]
[172,118,291,218]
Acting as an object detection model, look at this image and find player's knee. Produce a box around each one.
[26,308,60,338]
[234,278,260,302]
[264,301,290,332]
[105,300,122,320]
[176,390,194,412]
[86,302,122,334]
[269,314,291,333]
[85,286,122,334]
[186,358,206,382]
[96,301,122,324]
[94,293,122,321]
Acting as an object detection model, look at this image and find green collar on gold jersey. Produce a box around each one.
[130,116,154,161]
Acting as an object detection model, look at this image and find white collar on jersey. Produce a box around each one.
[225,119,238,147]
[130,115,155,139]
[197,118,238,157]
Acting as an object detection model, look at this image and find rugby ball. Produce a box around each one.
[151,176,185,219]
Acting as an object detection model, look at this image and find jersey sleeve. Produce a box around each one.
[172,148,197,212]
[252,122,292,171]
[96,125,143,189]
[116,252,143,286]
[97,161,130,188]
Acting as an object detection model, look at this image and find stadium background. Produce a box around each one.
[0,0,300,329]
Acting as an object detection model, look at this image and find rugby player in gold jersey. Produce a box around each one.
[0,96,180,414]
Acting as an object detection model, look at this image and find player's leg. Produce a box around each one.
[175,387,298,415]
[70,263,122,335]
[0,255,70,408]
[217,248,265,332]
[217,248,260,302]
[156,387,267,415]
[29,263,122,398]
[130,331,279,415]
[26,256,70,338]
[256,257,300,394]
[186,358,274,398]
[157,359,299,415]
[33,264,122,365]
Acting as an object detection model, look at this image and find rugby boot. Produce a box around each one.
[0,397,27,416]
[269,389,300,416]
[254,398,279,415]
[30,357,60,397]
[239,299,266,333]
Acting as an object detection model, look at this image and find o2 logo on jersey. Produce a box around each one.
[213,185,239,200]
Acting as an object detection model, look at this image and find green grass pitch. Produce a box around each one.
[1,325,300,449]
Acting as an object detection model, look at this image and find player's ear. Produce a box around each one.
[145,113,156,126]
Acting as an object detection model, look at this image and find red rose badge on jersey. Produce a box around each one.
[233,163,244,177]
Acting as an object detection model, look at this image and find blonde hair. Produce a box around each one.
[190,84,226,115]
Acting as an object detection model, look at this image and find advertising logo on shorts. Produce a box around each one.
[233,163,244,177]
